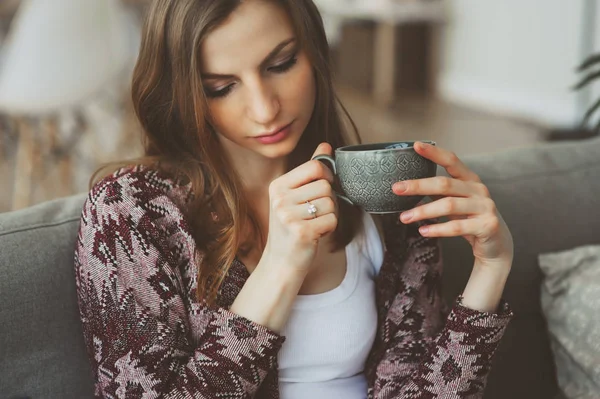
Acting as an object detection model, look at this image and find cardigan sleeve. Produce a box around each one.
[74,170,284,399]
[370,221,513,399]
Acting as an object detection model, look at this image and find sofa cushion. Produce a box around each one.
[0,193,94,398]
[441,136,600,313]
[439,136,600,399]
[540,244,600,398]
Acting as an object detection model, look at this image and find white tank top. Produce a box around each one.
[278,211,385,399]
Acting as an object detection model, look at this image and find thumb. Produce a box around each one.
[311,142,333,159]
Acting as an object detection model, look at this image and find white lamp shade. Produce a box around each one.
[0,0,133,114]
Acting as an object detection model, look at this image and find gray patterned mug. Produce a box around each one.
[313,141,437,213]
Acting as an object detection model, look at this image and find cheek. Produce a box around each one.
[207,101,236,137]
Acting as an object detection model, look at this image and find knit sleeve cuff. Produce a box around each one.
[205,308,286,360]
[448,296,513,330]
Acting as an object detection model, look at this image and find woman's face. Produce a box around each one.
[200,0,316,161]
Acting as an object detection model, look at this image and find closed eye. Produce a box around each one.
[205,83,235,99]
[268,54,298,74]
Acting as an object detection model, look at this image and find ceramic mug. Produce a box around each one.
[313,141,437,213]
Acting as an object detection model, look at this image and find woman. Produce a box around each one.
[74,0,514,398]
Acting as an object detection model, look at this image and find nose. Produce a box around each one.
[246,79,280,125]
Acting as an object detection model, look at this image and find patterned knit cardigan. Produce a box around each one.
[74,166,512,398]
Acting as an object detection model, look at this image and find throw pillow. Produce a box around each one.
[539,245,600,399]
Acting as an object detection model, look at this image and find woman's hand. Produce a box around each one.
[393,141,513,266]
[261,143,338,276]
[231,143,338,332]
[392,142,513,312]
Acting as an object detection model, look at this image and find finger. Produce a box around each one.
[414,141,480,182]
[290,178,333,204]
[298,196,336,220]
[418,216,500,238]
[400,196,493,224]
[392,176,490,198]
[311,142,333,159]
[305,212,338,238]
[276,158,334,190]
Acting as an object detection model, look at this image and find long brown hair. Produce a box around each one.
[94,0,363,305]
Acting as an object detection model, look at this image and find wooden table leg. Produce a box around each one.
[44,117,73,199]
[0,118,5,157]
[373,21,397,107]
[12,118,37,210]
[428,23,443,94]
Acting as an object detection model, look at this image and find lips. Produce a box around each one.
[253,122,294,145]
[256,122,293,138]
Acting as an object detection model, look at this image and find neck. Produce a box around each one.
[239,156,287,197]
[220,142,288,197]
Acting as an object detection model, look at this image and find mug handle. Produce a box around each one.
[312,154,354,206]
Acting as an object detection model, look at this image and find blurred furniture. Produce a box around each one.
[1,137,599,398]
[0,0,135,210]
[0,0,21,18]
[318,0,446,105]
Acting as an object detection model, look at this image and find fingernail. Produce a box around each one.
[401,211,413,222]
[394,182,408,193]
[420,142,430,148]
[419,226,429,235]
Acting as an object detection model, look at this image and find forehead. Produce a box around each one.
[201,1,295,73]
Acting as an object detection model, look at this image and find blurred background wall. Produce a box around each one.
[438,0,594,127]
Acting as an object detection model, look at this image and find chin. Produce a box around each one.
[257,126,305,160]
[256,140,299,160]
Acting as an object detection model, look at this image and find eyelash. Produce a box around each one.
[206,55,299,99]
[268,55,298,74]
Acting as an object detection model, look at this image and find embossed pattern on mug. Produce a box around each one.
[337,152,430,213]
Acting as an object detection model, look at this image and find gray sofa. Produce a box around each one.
[1,137,599,399]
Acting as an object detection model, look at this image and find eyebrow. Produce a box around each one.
[201,37,297,80]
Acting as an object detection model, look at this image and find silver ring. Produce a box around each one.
[306,201,318,218]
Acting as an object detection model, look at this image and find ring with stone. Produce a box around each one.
[306,201,318,218]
